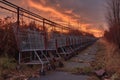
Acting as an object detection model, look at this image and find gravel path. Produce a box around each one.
[39,71,89,80]
[64,43,98,70]
[28,72,89,80]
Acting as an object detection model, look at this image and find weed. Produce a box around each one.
[0,57,16,70]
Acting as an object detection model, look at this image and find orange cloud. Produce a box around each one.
[65,10,73,14]
[29,0,74,22]
[28,0,104,37]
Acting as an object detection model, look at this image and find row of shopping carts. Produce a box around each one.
[0,0,97,75]
[12,23,97,75]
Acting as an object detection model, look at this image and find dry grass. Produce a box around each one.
[93,38,120,79]
[0,56,41,80]
[92,39,106,69]
[87,76,100,80]
[95,39,120,71]
[105,42,120,74]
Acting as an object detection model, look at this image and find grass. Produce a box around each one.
[91,42,106,70]
[101,40,120,74]
[0,57,16,70]
[92,39,120,79]
[87,76,100,80]
[0,56,17,79]
[0,56,40,79]
[70,66,94,76]
[110,73,120,80]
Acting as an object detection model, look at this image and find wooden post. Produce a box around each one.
[17,7,20,28]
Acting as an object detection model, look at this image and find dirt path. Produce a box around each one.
[64,43,98,70]
[38,71,89,80]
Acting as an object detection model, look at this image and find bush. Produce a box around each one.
[0,57,17,70]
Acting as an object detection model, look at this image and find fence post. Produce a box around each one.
[55,39,58,50]
[17,7,20,28]
[43,19,47,50]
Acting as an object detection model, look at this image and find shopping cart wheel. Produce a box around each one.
[40,70,46,76]
[47,64,52,71]
[58,61,64,68]
[51,64,56,70]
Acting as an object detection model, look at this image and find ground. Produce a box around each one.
[0,39,107,80]
[28,40,103,80]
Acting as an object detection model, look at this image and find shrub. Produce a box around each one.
[0,57,17,70]
[104,0,120,49]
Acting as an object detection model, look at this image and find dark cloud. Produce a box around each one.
[31,0,106,25]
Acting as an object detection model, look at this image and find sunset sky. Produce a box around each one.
[1,0,107,37]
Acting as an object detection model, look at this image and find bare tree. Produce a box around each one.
[105,0,120,49]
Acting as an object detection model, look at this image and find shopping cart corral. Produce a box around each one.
[0,0,97,75]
